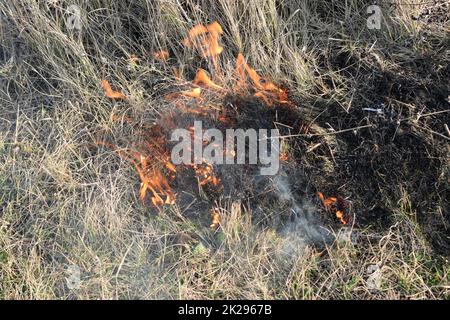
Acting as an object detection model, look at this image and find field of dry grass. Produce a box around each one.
[0,0,449,299]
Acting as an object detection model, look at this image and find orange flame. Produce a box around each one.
[210,208,221,229]
[193,163,221,187]
[193,69,223,90]
[164,88,202,101]
[101,80,126,100]
[96,136,177,207]
[182,22,223,58]
[335,210,345,225]
[235,53,247,90]
[99,22,300,213]
[233,53,291,106]
[317,192,349,225]
[181,87,202,98]
[132,154,177,206]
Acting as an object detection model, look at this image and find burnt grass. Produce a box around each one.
[314,61,447,255]
[158,46,449,255]
[309,101,448,252]
[295,52,449,254]
[154,84,447,255]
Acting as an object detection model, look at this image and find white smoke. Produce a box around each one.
[271,172,332,256]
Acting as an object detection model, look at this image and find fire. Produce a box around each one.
[139,168,176,206]
[98,21,297,214]
[317,192,349,225]
[101,80,126,100]
[234,53,291,106]
[237,53,278,92]
[193,69,223,90]
[235,53,247,90]
[193,163,221,187]
[210,208,221,229]
[182,22,223,59]
[181,87,202,99]
[95,129,177,207]
[175,22,290,107]
[165,88,202,101]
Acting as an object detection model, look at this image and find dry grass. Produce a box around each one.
[0,0,449,299]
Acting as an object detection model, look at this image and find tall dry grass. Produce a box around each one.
[0,0,449,299]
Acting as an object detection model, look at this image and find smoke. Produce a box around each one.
[272,171,332,253]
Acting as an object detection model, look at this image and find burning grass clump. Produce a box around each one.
[95,22,350,247]
[96,18,449,254]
